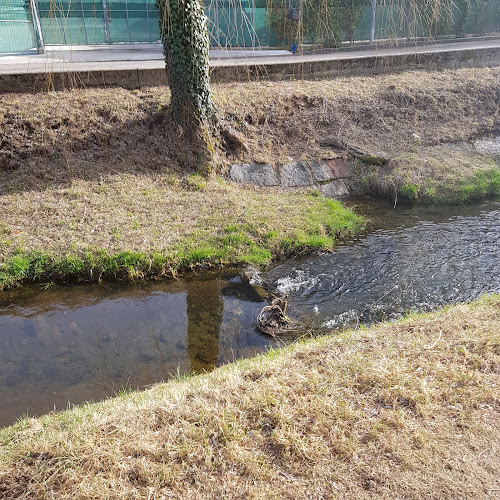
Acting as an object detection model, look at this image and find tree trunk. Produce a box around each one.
[156,0,217,164]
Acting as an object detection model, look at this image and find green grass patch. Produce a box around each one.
[423,168,500,204]
[359,147,500,205]
[185,174,207,192]
[456,169,500,202]
[399,183,420,202]
[0,190,364,290]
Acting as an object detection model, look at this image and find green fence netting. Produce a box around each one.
[206,1,276,47]
[361,1,500,41]
[36,1,160,45]
[34,1,274,47]
[1,0,499,53]
[0,1,36,53]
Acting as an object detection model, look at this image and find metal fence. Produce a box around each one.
[36,1,160,45]
[206,1,276,48]
[1,0,500,54]
[0,1,36,53]
[34,1,275,47]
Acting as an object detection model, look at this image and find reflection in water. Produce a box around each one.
[186,279,223,372]
[0,276,270,428]
[1,199,499,428]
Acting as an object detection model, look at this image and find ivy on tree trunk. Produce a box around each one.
[156,0,217,137]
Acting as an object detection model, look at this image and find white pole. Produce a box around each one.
[251,0,256,50]
[30,0,45,54]
[369,0,377,45]
[102,0,111,44]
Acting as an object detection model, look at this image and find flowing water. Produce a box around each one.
[0,199,499,427]
[265,199,500,328]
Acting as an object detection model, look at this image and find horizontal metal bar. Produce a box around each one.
[0,20,31,23]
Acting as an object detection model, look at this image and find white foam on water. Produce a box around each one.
[249,271,263,286]
[275,270,319,295]
[321,309,359,329]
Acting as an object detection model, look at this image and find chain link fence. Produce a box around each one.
[1,0,499,53]
[0,1,36,53]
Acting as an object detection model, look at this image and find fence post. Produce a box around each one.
[102,0,111,44]
[214,0,220,46]
[370,0,377,45]
[251,0,256,49]
[369,0,376,45]
[30,0,45,53]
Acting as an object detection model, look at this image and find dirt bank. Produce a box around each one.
[1,66,499,198]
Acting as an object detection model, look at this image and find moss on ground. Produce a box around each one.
[1,295,499,498]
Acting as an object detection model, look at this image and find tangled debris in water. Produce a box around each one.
[257,295,300,336]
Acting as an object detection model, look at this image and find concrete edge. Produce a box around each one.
[1,45,499,93]
[229,159,353,199]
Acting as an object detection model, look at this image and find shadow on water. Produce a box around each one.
[0,273,273,428]
[1,198,499,427]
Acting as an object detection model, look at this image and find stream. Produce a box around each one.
[0,198,499,427]
[265,198,500,329]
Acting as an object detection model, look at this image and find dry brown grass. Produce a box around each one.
[1,81,368,287]
[1,66,499,194]
[1,295,499,499]
[0,175,299,258]
[0,175,362,282]
[218,66,500,164]
[217,67,500,199]
[0,67,499,285]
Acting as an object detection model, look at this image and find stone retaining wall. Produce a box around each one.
[229,158,354,198]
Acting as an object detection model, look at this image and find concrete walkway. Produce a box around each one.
[0,38,499,74]
[0,44,294,74]
[1,37,499,91]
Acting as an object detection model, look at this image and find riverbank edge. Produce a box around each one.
[2,68,500,288]
[229,157,500,204]
[1,294,499,498]
[2,167,499,292]
[351,157,500,204]
[0,192,364,290]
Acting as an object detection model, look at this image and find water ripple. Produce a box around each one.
[266,200,500,330]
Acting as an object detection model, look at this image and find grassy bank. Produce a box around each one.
[2,66,500,287]
[1,295,499,498]
[355,148,500,204]
[0,177,363,289]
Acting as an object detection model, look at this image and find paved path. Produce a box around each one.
[1,38,499,75]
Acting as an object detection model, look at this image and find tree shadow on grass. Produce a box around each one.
[0,88,217,195]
